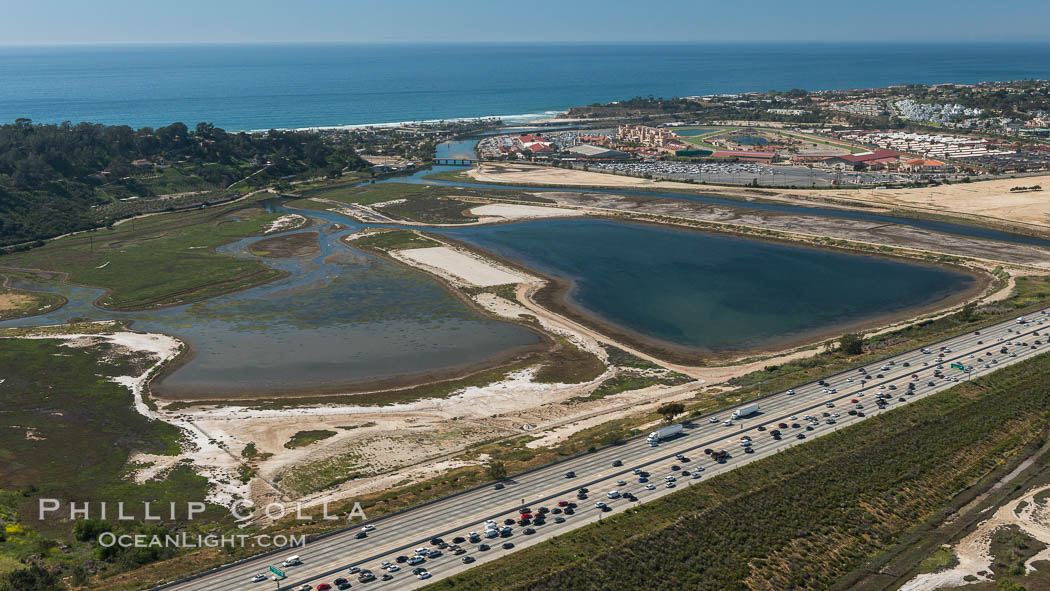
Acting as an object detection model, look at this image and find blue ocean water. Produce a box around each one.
[1,42,1049,131]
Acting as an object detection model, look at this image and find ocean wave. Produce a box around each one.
[250,110,567,133]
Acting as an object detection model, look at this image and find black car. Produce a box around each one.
[889,385,897,390]
[612,460,623,467]
[395,555,408,563]
[381,574,393,581]
[822,412,830,417]
[413,567,428,575]
[928,381,935,386]
[524,528,536,535]
[500,529,512,538]
[578,487,589,494]
[503,542,515,549]
[744,447,755,453]
[899,397,906,402]
[355,531,367,539]
[565,471,575,478]
[493,483,504,490]
[479,544,490,551]
[792,423,801,428]
[805,425,813,431]
[796,433,806,439]
[452,536,465,544]
[334,578,350,590]
[671,465,681,471]
[462,556,475,564]
[857,411,865,417]
[903,361,910,367]
[431,537,444,545]
[554,516,566,523]
[533,518,546,526]
[504,518,515,525]
[848,409,857,415]
[756,425,766,431]
[564,508,575,515]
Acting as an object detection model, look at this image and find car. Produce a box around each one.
[387,564,401,572]
[723,420,733,426]
[452,536,465,544]
[493,483,504,490]
[666,481,676,488]
[607,490,620,499]
[616,480,627,486]
[379,561,392,569]
[928,381,935,386]
[671,464,681,471]
[692,472,702,479]
[744,447,755,453]
[524,527,536,535]
[757,425,766,431]
[778,422,788,429]
[362,524,375,532]
[805,425,814,431]
[479,544,490,551]
[554,516,566,523]
[418,572,432,580]
[504,518,515,525]
[792,423,801,429]
[645,484,656,490]
[899,397,907,402]
[826,418,836,424]
[381,574,393,581]
[797,433,806,439]
[355,531,367,539]
[822,412,830,417]
[348,566,362,574]
[903,361,910,367]
[564,471,575,478]
[462,556,475,564]
[252,574,268,582]
[612,459,623,467]
[789,415,797,420]
[503,542,514,550]
[431,537,445,545]
[334,579,351,590]
[295,585,313,591]
[407,556,424,565]
[595,501,607,509]
[428,550,442,559]
[786,389,796,395]
[638,476,648,483]
[412,567,428,575]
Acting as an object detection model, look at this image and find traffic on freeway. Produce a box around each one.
[158,310,1050,591]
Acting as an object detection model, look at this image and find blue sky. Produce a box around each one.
[3,0,1049,45]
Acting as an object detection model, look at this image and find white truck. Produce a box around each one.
[731,403,760,420]
[647,423,683,445]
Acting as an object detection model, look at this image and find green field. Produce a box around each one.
[0,280,64,320]
[426,351,1050,591]
[347,229,442,252]
[283,430,338,449]
[0,330,232,589]
[0,199,287,311]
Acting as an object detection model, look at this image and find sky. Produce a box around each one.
[2,0,1049,45]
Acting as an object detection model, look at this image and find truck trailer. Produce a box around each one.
[731,403,760,420]
[647,423,684,445]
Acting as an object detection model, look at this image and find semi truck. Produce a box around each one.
[647,423,683,445]
[731,403,760,420]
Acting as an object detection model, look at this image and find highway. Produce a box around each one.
[158,308,1050,591]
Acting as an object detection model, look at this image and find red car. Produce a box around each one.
[317,585,332,591]
[520,513,532,520]
[850,399,859,404]
[778,422,788,429]
[557,500,569,507]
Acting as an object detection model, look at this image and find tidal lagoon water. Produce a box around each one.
[439,218,977,352]
[1,219,540,398]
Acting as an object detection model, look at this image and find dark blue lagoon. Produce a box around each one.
[439,218,978,352]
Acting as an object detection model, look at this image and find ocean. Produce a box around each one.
[1,42,1049,131]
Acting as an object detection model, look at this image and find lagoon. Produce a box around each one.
[439,218,977,352]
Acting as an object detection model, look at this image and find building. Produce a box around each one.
[822,149,901,170]
[900,158,950,173]
[564,144,631,161]
[711,150,776,162]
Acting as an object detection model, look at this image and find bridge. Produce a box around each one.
[432,158,477,166]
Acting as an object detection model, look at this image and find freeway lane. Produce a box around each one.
[160,309,1050,591]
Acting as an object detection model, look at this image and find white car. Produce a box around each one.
[387,565,400,572]
[595,501,607,509]
[418,572,432,580]
[645,484,656,490]
[789,416,797,420]
[666,481,676,488]
[362,524,375,532]
[786,389,795,395]
[607,490,621,499]
[709,417,720,423]
[723,421,733,426]
[251,575,267,582]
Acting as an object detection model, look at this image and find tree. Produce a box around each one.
[840,333,865,356]
[658,402,685,423]
[487,460,507,481]
[0,566,61,591]
[957,301,978,322]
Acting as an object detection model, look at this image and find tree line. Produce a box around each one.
[0,119,369,247]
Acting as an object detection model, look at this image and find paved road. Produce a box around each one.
[159,309,1050,591]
